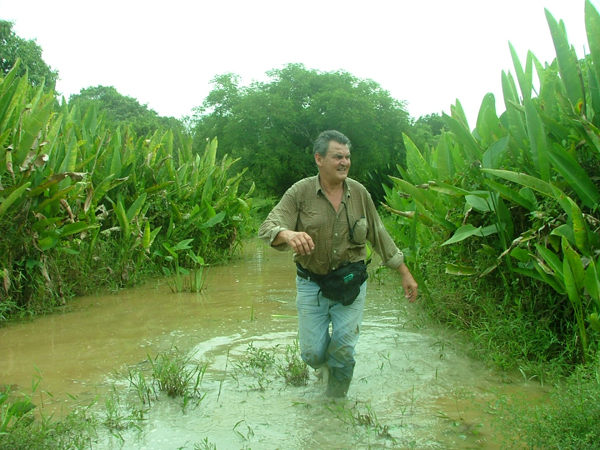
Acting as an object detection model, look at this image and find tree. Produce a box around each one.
[69,85,186,141]
[411,113,448,150]
[193,64,413,198]
[0,20,58,89]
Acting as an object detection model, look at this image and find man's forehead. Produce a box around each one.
[328,141,350,153]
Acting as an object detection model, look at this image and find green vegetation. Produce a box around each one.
[0,61,253,322]
[68,85,186,139]
[191,64,438,201]
[380,0,600,446]
[3,1,600,447]
[0,20,58,90]
[0,343,310,449]
[384,0,600,373]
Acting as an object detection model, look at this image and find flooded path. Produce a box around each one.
[1,240,546,449]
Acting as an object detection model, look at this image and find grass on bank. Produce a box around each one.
[385,211,600,448]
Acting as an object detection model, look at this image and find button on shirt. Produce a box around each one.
[258,175,404,275]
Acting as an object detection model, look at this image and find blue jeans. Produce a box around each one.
[295,275,367,382]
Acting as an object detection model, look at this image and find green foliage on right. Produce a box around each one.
[384,0,600,368]
[494,363,600,449]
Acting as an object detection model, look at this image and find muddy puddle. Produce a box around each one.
[1,240,546,449]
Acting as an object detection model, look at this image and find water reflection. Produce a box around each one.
[1,240,545,449]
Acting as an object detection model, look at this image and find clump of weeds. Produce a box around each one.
[277,341,309,387]
[0,381,98,450]
[125,346,207,411]
[325,400,396,444]
[232,342,276,391]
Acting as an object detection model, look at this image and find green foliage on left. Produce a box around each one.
[0,21,58,90]
[0,63,253,322]
[68,85,184,139]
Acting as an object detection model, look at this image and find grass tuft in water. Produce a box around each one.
[148,347,207,403]
[277,341,309,387]
[0,383,98,450]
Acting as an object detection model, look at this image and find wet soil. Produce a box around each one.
[1,240,546,449]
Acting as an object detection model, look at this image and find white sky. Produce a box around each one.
[2,0,597,127]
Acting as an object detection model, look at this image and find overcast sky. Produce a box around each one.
[2,0,597,127]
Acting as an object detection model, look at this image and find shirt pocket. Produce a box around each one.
[351,216,368,244]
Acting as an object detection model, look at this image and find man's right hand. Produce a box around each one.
[274,230,315,255]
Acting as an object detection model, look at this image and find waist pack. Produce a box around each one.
[317,261,369,306]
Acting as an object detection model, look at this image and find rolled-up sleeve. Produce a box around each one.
[258,187,299,251]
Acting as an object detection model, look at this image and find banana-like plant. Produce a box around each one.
[1,61,253,316]
[384,0,600,362]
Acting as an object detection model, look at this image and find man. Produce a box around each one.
[259,130,418,398]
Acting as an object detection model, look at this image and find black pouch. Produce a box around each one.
[317,261,369,306]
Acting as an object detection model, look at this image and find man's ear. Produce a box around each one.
[314,153,322,167]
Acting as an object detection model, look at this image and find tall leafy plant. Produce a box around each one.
[384,1,600,363]
[0,63,253,320]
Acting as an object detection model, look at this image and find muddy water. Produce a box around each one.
[1,240,546,449]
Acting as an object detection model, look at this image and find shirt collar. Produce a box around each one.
[314,174,351,199]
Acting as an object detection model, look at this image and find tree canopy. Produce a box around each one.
[0,20,58,89]
[192,64,415,197]
[68,85,184,138]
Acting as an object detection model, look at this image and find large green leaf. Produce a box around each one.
[443,112,483,161]
[509,42,533,101]
[446,264,477,276]
[436,134,455,181]
[501,72,528,146]
[584,258,600,307]
[114,195,130,237]
[0,182,31,218]
[481,136,508,170]
[566,197,591,256]
[15,93,55,166]
[389,176,437,209]
[442,224,483,246]
[403,133,433,184]
[586,0,600,96]
[126,193,147,223]
[547,143,600,208]
[524,98,550,181]
[483,179,536,211]
[546,8,585,108]
[60,222,98,237]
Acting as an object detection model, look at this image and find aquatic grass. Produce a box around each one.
[0,383,98,450]
[148,347,207,407]
[276,340,309,387]
[124,366,156,406]
[193,437,218,450]
[102,386,147,442]
[236,342,276,373]
[324,400,396,444]
[233,419,255,441]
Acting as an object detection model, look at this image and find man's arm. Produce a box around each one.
[397,263,418,302]
[272,230,315,256]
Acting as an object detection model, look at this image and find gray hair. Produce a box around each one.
[313,130,352,157]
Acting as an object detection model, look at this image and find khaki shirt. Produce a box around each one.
[258,175,404,275]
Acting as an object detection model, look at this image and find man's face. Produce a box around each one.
[316,141,351,184]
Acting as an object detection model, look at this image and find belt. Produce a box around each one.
[296,263,326,282]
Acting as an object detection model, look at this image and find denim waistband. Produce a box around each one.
[296,263,326,282]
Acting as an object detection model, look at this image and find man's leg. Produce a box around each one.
[325,282,367,397]
[295,276,331,369]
